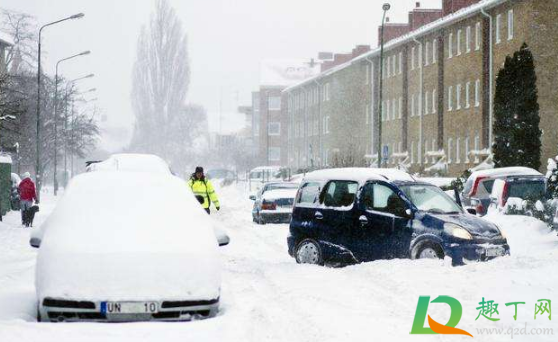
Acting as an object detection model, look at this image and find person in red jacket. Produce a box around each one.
[18,172,38,226]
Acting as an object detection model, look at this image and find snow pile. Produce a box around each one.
[36,172,221,301]
[87,153,172,175]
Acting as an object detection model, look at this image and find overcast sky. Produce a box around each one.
[1,0,441,152]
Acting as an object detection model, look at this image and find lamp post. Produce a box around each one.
[63,74,94,188]
[36,13,84,195]
[377,3,390,168]
[54,51,90,195]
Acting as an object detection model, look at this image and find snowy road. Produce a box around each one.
[1,184,558,341]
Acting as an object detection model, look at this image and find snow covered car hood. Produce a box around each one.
[425,212,501,237]
[36,172,221,302]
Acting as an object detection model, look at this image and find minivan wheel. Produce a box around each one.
[295,239,324,265]
[417,242,444,260]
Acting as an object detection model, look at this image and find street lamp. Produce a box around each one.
[35,12,85,195]
[53,50,91,195]
[377,3,390,168]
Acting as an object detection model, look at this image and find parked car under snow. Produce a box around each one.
[34,171,227,322]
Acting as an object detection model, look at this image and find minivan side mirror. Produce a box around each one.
[405,208,414,219]
[466,208,477,215]
[249,195,256,201]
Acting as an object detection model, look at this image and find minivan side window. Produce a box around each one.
[362,183,407,217]
[321,181,358,208]
[297,182,321,205]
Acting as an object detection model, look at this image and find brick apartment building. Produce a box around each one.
[283,0,558,176]
[253,60,320,166]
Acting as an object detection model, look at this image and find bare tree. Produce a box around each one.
[130,0,197,163]
[1,10,37,74]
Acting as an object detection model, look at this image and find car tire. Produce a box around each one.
[295,239,324,265]
[415,242,444,260]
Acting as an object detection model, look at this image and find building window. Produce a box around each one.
[431,89,436,114]
[456,84,462,110]
[268,96,281,110]
[411,47,416,70]
[448,33,453,58]
[399,52,403,74]
[425,42,430,66]
[324,116,330,134]
[392,98,397,120]
[268,147,281,162]
[424,140,429,163]
[457,29,462,55]
[465,136,470,163]
[474,134,480,162]
[411,141,415,164]
[465,82,471,108]
[386,100,391,121]
[448,86,453,111]
[475,79,481,107]
[268,122,281,136]
[475,22,481,51]
[432,38,437,63]
[508,10,514,40]
[456,137,461,163]
[392,55,397,76]
[325,83,331,101]
[431,138,437,163]
[398,97,403,119]
[447,138,453,163]
[466,26,472,53]
[418,44,423,68]
[411,95,415,117]
[424,91,429,115]
[496,14,502,44]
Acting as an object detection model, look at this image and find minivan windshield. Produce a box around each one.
[399,184,463,215]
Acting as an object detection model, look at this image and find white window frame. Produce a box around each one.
[457,29,462,55]
[411,95,415,117]
[456,84,462,110]
[398,97,403,119]
[324,116,330,134]
[268,96,281,110]
[432,38,437,63]
[465,82,471,108]
[392,98,397,120]
[417,93,422,117]
[475,79,481,107]
[411,47,416,70]
[448,86,453,111]
[466,26,471,53]
[399,52,403,74]
[447,138,453,163]
[465,136,470,163]
[432,89,437,113]
[496,14,502,44]
[474,135,480,163]
[386,100,391,121]
[365,64,370,85]
[508,10,514,40]
[475,22,481,51]
[456,137,461,163]
[448,33,453,58]
[424,91,429,115]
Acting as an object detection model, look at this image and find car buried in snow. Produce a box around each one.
[34,171,227,322]
[287,168,510,267]
[251,182,299,224]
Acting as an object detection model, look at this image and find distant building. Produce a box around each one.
[283,0,558,175]
[255,59,320,167]
[0,30,13,73]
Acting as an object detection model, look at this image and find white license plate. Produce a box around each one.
[486,247,505,257]
[101,302,158,314]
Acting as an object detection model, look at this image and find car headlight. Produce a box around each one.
[444,223,473,240]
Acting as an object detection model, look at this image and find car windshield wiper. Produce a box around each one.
[426,208,448,214]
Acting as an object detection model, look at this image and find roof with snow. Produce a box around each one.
[284,0,508,92]
[260,59,321,87]
[470,166,543,179]
[303,168,415,184]
[0,154,13,164]
[0,30,14,46]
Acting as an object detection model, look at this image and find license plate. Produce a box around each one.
[486,247,505,257]
[101,302,158,314]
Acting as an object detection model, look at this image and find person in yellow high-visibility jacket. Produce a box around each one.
[188,166,220,214]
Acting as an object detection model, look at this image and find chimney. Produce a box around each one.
[416,2,421,8]
[386,17,390,23]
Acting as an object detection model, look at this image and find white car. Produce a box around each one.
[34,171,227,322]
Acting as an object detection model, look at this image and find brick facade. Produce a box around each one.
[283,0,558,176]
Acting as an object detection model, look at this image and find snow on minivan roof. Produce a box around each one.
[469,167,542,179]
[302,168,415,184]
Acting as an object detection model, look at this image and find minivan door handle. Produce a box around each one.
[314,211,323,220]
[359,215,369,227]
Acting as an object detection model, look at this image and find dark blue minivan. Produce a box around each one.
[287,168,510,266]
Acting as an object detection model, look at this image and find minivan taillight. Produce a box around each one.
[501,182,509,207]
[262,202,277,210]
[469,176,487,197]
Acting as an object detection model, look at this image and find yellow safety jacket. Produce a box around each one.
[188,177,220,209]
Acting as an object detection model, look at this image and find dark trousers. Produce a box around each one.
[205,208,210,215]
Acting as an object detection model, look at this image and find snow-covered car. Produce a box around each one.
[288,168,509,266]
[461,167,543,216]
[86,153,173,175]
[488,176,547,213]
[253,187,298,224]
[10,173,21,210]
[34,171,226,322]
